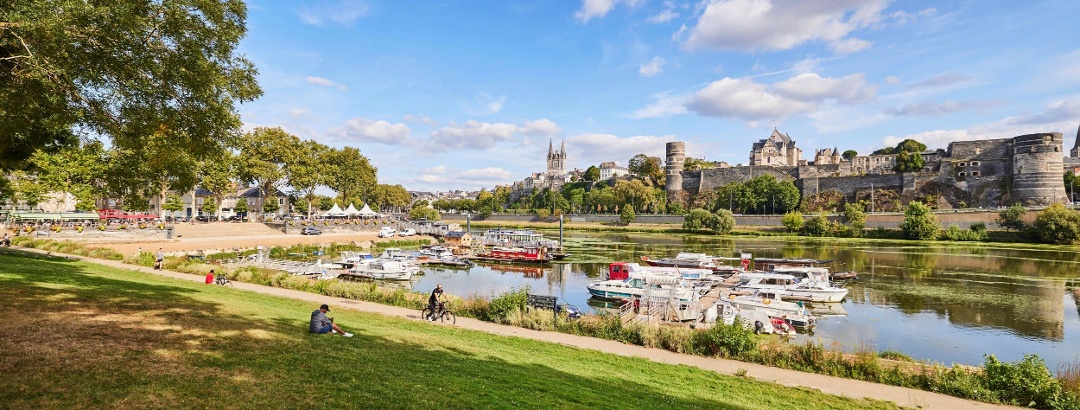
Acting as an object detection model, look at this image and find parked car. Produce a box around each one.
[378,227,397,238]
[399,228,416,237]
[194,215,210,222]
[558,303,582,319]
[300,227,322,235]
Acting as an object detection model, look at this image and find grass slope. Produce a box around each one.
[0,252,897,409]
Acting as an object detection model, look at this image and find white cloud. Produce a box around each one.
[330,117,411,144]
[907,73,972,89]
[574,0,642,23]
[639,56,665,77]
[647,8,679,23]
[519,119,563,137]
[884,100,1002,117]
[884,76,902,85]
[628,93,688,119]
[773,73,877,104]
[289,108,309,117]
[883,129,970,149]
[829,38,872,55]
[882,100,1080,149]
[470,92,507,115]
[305,76,347,90]
[298,0,369,27]
[683,0,886,54]
[429,120,519,151]
[891,7,936,26]
[567,133,677,165]
[417,166,517,187]
[403,114,438,127]
[687,72,876,121]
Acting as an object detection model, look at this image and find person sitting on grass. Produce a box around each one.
[205,269,215,284]
[309,304,353,337]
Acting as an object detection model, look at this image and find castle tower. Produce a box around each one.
[1071,123,1080,157]
[1012,132,1067,205]
[665,142,685,201]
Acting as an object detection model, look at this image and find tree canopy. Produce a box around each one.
[628,154,664,184]
[0,0,261,172]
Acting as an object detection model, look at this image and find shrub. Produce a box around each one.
[707,209,735,235]
[535,208,551,219]
[781,211,804,233]
[900,201,939,240]
[683,208,712,230]
[620,204,636,224]
[487,288,529,323]
[689,321,756,358]
[982,354,1072,408]
[843,202,867,234]
[1032,203,1080,245]
[998,203,1027,232]
[801,215,830,237]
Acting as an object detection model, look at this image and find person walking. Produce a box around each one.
[154,248,164,270]
[309,304,353,337]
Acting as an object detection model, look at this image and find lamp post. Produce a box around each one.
[870,183,874,213]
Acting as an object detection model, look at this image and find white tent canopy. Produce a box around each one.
[357,203,379,218]
[324,203,346,217]
[343,204,360,216]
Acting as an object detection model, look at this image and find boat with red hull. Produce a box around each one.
[470,246,552,264]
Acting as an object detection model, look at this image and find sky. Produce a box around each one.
[236,0,1080,193]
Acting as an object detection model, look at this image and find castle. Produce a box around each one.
[666,130,1069,209]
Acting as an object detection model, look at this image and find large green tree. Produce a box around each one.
[286,139,330,218]
[0,0,261,179]
[237,127,300,217]
[28,141,108,211]
[583,165,601,182]
[325,146,377,206]
[197,151,236,220]
[628,154,664,184]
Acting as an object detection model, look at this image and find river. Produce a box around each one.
[406,231,1080,369]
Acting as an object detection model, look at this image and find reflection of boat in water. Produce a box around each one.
[808,301,848,317]
[485,263,545,278]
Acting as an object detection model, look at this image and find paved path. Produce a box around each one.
[18,247,1016,410]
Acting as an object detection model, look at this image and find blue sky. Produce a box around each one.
[237,0,1080,192]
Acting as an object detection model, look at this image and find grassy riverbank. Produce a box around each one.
[8,237,1080,409]
[0,251,895,410]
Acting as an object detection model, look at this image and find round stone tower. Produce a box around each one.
[665,142,685,199]
[1012,132,1067,205]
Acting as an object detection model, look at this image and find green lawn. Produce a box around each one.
[0,251,897,409]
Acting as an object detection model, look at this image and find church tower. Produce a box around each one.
[547,139,567,175]
[1071,123,1080,158]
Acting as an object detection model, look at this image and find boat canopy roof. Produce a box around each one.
[738,272,798,280]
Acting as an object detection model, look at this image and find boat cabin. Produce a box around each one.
[490,246,546,261]
[754,257,832,270]
[609,262,631,280]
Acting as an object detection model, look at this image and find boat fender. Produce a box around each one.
[728,294,736,300]
[763,298,771,305]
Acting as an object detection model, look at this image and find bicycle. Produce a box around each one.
[421,301,456,324]
[215,274,234,287]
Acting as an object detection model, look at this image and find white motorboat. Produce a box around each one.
[587,270,702,302]
[723,291,815,327]
[334,251,375,269]
[348,260,418,281]
[733,272,848,303]
[379,247,418,261]
[419,246,453,258]
[608,262,724,287]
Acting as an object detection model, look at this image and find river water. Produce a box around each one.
[406,231,1080,369]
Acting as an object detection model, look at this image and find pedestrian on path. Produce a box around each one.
[154,248,164,270]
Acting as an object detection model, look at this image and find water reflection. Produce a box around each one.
[396,231,1080,368]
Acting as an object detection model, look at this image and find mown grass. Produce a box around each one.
[0,251,896,410]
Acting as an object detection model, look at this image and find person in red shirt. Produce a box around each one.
[205,269,215,284]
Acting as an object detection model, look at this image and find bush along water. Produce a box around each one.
[9,238,1080,409]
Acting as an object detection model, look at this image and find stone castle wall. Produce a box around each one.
[668,133,1067,208]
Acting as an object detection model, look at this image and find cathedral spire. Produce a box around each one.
[548,139,554,155]
[560,139,565,155]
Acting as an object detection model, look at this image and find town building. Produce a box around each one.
[749,129,802,166]
[599,161,630,180]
